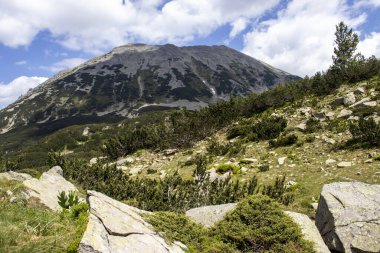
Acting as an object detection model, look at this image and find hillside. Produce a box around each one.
[0,66,379,252]
[0,44,297,138]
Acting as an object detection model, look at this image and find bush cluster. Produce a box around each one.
[227,116,287,141]
[347,118,380,148]
[269,134,298,148]
[51,153,258,212]
[206,139,245,157]
[146,195,315,253]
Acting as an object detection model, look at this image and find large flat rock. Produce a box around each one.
[79,190,186,253]
[315,182,380,253]
[0,171,33,182]
[285,211,330,253]
[185,203,237,227]
[23,166,78,211]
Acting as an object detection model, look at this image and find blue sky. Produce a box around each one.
[0,0,379,108]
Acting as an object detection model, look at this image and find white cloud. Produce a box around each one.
[242,0,367,77]
[229,18,249,39]
[354,0,380,8]
[40,57,87,73]
[0,76,48,108]
[358,32,380,57]
[0,0,279,53]
[15,60,27,65]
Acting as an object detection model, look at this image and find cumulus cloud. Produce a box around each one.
[39,57,87,73]
[0,0,279,54]
[242,0,368,77]
[0,76,48,108]
[358,32,380,57]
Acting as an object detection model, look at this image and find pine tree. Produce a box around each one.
[333,21,359,68]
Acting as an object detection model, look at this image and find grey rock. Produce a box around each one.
[337,109,353,118]
[349,97,371,108]
[23,166,78,211]
[298,107,312,117]
[0,171,33,182]
[278,157,287,165]
[186,203,237,227]
[313,112,326,121]
[363,101,377,107]
[337,161,351,168]
[296,122,307,131]
[163,149,178,156]
[331,97,344,106]
[83,127,90,136]
[325,159,337,166]
[354,87,365,95]
[326,112,335,120]
[285,211,330,253]
[80,191,186,253]
[348,116,359,121]
[343,92,356,106]
[315,182,380,253]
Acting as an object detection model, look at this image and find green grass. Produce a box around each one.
[216,164,241,174]
[0,181,88,253]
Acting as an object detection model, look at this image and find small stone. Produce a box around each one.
[325,159,337,165]
[337,109,353,118]
[285,181,297,188]
[313,112,326,121]
[363,101,377,107]
[331,97,344,106]
[240,167,248,173]
[296,122,307,131]
[365,159,373,163]
[337,161,352,168]
[278,157,287,165]
[354,87,365,95]
[82,127,90,136]
[163,149,177,156]
[9,196,17,203]
[322,136,336,145]
[368,152,378,158]
[349,97,371,108]
[348,116,359,121]
[343,92,356,106]
[6,190,13,196]
[356,171,361,175]
[326,112,335,120]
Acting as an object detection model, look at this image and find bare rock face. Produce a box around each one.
[285,212,330,253]
[315,182,380,253]
[185,203,237,227]
[79,191,186,253]
[22,166,78,211]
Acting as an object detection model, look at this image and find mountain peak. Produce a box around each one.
[0,44,299,135]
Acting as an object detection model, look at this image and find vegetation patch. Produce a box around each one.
[216,164,241,174]
[0,181,88,253]
[269,134,298,148]
[146,195,315,253]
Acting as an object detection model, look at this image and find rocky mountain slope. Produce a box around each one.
[0,44,297,135]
